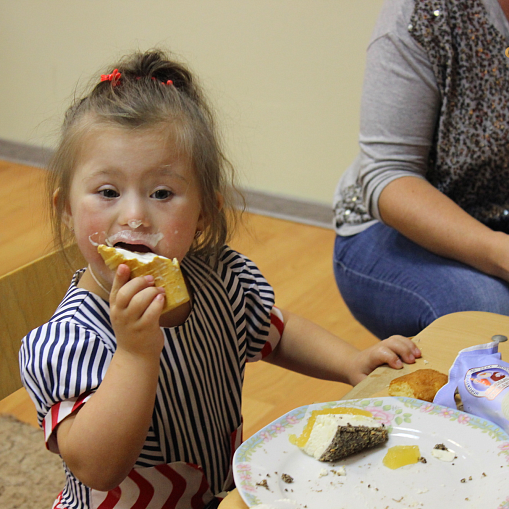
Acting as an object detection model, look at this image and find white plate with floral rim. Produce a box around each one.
[233,397,509,509]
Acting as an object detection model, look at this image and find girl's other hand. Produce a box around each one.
[109,264,165,357]
[350,335,421,385]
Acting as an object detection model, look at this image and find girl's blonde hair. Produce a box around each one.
[48,49,242,262]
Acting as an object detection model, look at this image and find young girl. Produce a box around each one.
[19,49,420,509]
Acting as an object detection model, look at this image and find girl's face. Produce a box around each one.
[63,125,204,289]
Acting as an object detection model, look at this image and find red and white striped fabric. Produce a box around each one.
[50,420,242,509]
[43,392,93,453]
[53,463,215,509]
[250,307,285,361]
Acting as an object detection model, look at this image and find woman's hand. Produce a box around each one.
[348,335,421,386]
[109,264,166,356]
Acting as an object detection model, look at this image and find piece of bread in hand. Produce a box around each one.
[97,245,190,313]
[388,368,448,402]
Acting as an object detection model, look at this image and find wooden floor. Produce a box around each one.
[0,160,378,438]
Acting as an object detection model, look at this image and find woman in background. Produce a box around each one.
[333,0,509,339]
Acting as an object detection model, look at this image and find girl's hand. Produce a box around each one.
[109,264,166,357]
[349,335,421,385]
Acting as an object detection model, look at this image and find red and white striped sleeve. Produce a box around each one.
[43,391,94,453]
[248,306,285,361]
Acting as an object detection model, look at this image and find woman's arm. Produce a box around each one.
[358,14,440,221]
[265,309,421,387]
[379,176,509,282]
[357,8,509,282]
[56,266,165,491]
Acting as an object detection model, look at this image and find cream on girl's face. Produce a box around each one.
[64,125,204,288]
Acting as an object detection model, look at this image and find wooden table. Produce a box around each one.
[342,311,509,400]
[219,311,509,508]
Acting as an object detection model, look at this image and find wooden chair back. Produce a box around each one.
[0,244,86,400]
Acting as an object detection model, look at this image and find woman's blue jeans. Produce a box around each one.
[333,222,509,339]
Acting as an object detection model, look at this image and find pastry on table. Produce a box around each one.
[388,368,448,402]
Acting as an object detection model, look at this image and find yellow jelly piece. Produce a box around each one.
[289,407,373,447]
[383,445,421,469]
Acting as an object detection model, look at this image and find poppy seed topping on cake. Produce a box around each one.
[301,413,388,462]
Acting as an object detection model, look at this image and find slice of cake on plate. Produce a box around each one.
[299,412,388,462]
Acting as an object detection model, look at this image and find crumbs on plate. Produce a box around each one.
[281,473,294,484]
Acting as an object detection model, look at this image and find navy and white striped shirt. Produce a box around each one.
[19,246,284,509]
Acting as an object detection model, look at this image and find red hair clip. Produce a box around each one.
[100,69,121,85]
[151,77,173,86]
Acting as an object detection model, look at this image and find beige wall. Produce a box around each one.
[0,1,383,206]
